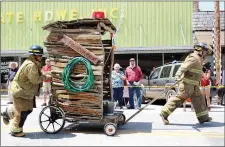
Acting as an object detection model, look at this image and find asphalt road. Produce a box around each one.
[1,97,224,146]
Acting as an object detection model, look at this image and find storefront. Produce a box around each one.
[1,1,193,87]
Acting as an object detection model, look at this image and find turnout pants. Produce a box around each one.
[161,82,210,123]
[7,97,33,133]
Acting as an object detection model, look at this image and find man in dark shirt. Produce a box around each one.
[125,58,143,109]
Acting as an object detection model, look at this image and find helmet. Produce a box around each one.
[172,60,177,64]
[28,45,44,56]
[194,42,212,55]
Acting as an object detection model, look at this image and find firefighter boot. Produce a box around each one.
[1,108,10,125]
[160,113,169,125]
[11,131,25,137]
[200,117,212,124]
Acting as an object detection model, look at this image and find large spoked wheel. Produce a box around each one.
[39,105,66,134]
[118,114,126,125]
[104,123,117,136]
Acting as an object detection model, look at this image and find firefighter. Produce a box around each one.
[1,45,51,137]
[160,42,213,125]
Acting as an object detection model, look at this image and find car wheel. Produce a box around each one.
[166,90,176,102]
[142,96,146,104]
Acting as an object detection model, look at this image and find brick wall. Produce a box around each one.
[193,11,225,31]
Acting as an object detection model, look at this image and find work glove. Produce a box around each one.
[175,74,184,82]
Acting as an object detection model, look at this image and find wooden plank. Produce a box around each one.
[57,99,101,106]
[52,77,102,86]
[57,93,101,100]
[47,33,101,42]
[58,103,102,116]
[55,90,101,96]
[45,42,111,48]
[51,85,101,93]
[52,82,102,89]
[49,55,104,63]
[60,35,101,64]
[48,28,101,34]
[50,61,103,71]
[47,47,104,55]
[51,66,103,76]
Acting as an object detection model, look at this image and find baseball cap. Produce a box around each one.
[130,58,135,61]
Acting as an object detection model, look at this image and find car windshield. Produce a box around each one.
[150,68,161,79]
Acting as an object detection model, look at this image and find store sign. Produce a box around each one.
[61,35,100,64]
[1,8,120,24]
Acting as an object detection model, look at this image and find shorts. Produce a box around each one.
[200,85,210,91]
[43,82,51,92]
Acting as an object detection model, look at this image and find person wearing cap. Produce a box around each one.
[160,42,213,125]
[1,45,52,137]
[125,58,143,109]
[112,63,126,109]
[7,62,18,104]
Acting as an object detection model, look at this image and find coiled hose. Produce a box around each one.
[62,57,94,92]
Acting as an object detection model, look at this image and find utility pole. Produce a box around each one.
[193,0,199,12]
[214,0,221,85]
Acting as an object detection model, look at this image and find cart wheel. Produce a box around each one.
[39,105,66,134]
[118,114,126,124]
[104,123,117,136]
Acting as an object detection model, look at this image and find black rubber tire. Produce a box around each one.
[118,114,126,124]
[39,105,66,134]
[142,96,146,104]
[221,94,225,106]
[104,123,117,136]
[166,90,176,102]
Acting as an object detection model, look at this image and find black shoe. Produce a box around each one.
[7,102,13,104]
[11,131,25,137]
[160,113,169,125]
[1,110,10,125]
[200,117,212,124]
[127,107,135,109]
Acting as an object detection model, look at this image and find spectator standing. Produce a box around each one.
[125,58,143,109]
[7,62,18,104]
[41,58,52,106]
[111,63,125,109]
[201,66,211,111]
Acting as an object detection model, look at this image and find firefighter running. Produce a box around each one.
[160,42,213,125]
[1,45,52,137]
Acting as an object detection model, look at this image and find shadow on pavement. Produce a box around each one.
[62,122,152,135]
[23,132,76,139]
[169,121,225,128]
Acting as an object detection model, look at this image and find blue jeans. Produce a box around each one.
[113,87,124,107]
[128,83,142,108]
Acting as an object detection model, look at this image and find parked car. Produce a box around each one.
[140,61,182,103]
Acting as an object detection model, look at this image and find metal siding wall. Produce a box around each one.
[1,2,193,51]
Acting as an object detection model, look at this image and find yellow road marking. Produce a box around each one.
[1,125,224,138]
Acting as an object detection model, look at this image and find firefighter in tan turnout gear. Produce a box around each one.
[1,45,52,137]
[160,42,213,125]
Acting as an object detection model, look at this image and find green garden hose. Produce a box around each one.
[62,57,94,92]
